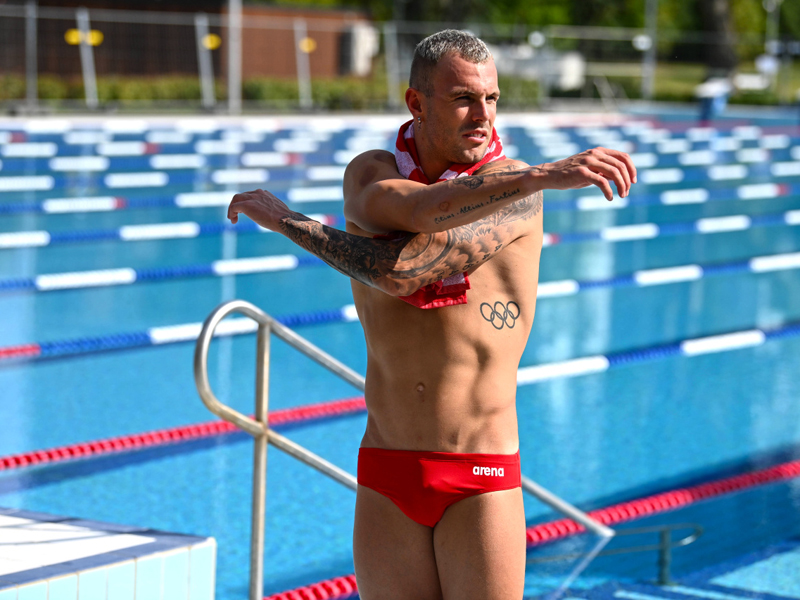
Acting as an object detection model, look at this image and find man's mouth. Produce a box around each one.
[463,130,489,143]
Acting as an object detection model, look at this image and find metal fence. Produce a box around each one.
[0,2,798,113]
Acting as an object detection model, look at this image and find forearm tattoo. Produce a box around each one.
[434,164,543,225]
[278,184,543,294]
[452,175,485,189]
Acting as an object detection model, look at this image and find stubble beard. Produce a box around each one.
[427,121,489,166]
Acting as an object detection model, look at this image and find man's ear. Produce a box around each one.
[405,87,424,120]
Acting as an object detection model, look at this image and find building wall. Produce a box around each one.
[1,2,373,79]
[222,6,372,80]
[2,0,224,77]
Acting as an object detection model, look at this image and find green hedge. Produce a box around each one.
[0,76,27,101]
[244,77,390,110]
[0,74,390,109]
[0,72,791,108]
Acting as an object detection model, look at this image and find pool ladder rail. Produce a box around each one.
[194,299,616,600]
[528,522,704,586]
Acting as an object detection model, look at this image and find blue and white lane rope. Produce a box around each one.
[515,322,800,385]
[2,307,798,382]
[0,254,325,292]
[0,123,796,156]
[0,151,795,202]
[0,139,795,176]
[535,250,800,298]
[0,126,794,159]
[2,247,799,298]
[549,208,800,245]
[1,178,799,217]
[0,158,799,202]
[0,214,339,249]
[0,143,795,175]
[2,207,797,251]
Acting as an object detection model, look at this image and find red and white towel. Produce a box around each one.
[392,119,506,309]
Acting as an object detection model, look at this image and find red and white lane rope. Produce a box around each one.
[0,397,366,471]
[3,391,800,599]
[263,457,800,600]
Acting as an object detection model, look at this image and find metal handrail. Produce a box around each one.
[527,522,704,586]
[521,476,615,538]
[194,300,363,600]
[193,299,615,600]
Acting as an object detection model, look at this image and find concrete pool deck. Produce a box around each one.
[0,507,215,600]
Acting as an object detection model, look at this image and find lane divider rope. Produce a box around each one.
[1,289,798,384]
[0,126,794,159]
[263,575,359,600]
[2,351,798,597]
[0,128,796,174]
[2,206,798,251]
[0,215,340,249]
[524,458,800,546]
[0,305,360,363]
[2,247,799,297]
[0,178,798,217]
[0,396,367,472]
[262,456,800,600]
[4,319,800,468]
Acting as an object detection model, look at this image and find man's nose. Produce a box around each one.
[472,99,490,122]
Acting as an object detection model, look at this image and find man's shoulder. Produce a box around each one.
[343,149,405,204]
[345,149,398,175]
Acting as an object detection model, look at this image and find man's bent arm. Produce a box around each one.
[344,148,636,235]
[228,188,543,297]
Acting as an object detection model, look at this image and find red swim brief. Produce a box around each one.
[357,447,521,527]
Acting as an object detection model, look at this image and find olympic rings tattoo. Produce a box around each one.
[480,301,520,330]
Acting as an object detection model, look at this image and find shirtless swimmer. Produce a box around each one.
[227,29,636,600]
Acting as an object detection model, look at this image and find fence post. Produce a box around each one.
[641,0,658,100]
[25,0,38,112]
[384,22,401,110]
[539,27,551,104]
[227,0,242,114]
[195,13,216,110]
[293,18,313,110]
[76,7,98,109]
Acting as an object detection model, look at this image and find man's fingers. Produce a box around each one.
[585,159,626,198]
[596,147,637,184]
[227,194,248,223]
[600,154,631,196]
[227,196,239,222]
[581,167,614,200]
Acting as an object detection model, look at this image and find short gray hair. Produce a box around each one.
[409,30,492,96]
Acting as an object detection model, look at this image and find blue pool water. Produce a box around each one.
[1,111,800,598]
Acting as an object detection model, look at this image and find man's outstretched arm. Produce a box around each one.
[343,148,636,235]
[227,188,542,297]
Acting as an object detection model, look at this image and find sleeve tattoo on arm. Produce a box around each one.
[279,180,542,294]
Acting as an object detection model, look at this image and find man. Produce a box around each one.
[228,30,636,600]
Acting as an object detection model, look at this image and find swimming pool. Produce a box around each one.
[1,111,799,599]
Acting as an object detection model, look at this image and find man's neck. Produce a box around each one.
[414,131,453,183]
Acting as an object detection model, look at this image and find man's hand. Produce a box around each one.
[539,147,637,200]
[227,189,292,231]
